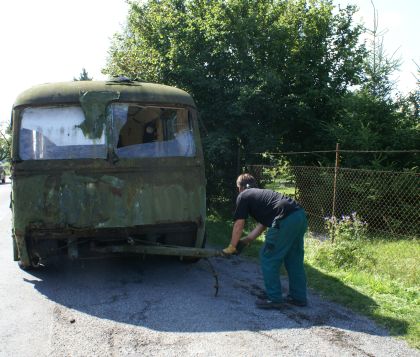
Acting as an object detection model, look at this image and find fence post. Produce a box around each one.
[331,143,340,243]
[236,137,241,177]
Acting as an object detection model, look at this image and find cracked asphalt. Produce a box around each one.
[1,182,418,357]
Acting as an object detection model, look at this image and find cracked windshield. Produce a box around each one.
[19,104,196,160]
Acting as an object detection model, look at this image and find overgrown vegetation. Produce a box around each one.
[321,213,371,267]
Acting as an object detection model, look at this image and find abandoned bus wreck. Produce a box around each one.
[11,79,220,269]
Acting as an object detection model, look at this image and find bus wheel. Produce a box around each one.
[18,256,40,270]
[18,260,34,270]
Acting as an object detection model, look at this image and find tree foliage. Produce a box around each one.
[0,126,11,162]
[104,0,419,201]
[323,3,419,170]
[74,68,93,81]
[104,0,367,199]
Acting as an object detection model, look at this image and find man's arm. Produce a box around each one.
[222,219,245,254]
[234,223,266,254]
[243,223,266,243]
[223,220,266,255]
[230,219,245,247]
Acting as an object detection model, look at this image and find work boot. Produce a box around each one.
[284,295,307,307]
[255,298,284,310]
[256,291,268,300]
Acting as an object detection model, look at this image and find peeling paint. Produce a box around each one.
[79,91,120,139]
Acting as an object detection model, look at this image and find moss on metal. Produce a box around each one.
[13,81,196,109]
[78,91,120,139]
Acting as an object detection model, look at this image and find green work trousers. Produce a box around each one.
[259,209,308,303]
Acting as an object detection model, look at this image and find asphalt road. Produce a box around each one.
[0,179,418,357]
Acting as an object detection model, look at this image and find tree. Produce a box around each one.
[0,126,11,162]
[362,0,401,99]
[103,0,366,200]
[74,68,93,81]
[406,61,420,121]
[323,2,419,170]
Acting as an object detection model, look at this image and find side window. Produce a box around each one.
[111,104,195,158]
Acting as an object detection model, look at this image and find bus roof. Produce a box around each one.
[13,80,196,109]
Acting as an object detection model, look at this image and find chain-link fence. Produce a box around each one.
[246,164,419,238]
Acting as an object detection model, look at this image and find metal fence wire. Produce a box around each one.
[246,164,420,238]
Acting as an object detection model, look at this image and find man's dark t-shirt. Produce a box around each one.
[233,188,301,227]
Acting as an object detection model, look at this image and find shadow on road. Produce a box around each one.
[22,255,407,337]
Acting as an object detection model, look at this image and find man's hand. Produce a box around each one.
[222,244,237,255]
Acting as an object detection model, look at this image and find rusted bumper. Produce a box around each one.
[90,244,223,258]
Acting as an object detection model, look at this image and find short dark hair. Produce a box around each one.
[236,173,257,189]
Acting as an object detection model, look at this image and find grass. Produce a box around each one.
[305,236,419,348]
[206,211,420,348]
[264,181,296,197]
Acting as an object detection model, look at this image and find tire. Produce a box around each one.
[18,260,36,270]
[17,254,41,270]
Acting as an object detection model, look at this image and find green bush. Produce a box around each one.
[325,212,368,242]
[314,240,376,270]
[312,212,376,270]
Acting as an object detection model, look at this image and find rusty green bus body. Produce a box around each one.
[11,81,215,268]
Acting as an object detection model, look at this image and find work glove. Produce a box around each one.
[222,244,237,255]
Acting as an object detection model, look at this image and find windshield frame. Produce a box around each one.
[15,103,199,162]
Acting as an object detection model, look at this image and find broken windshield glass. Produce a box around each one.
[111,104,195,158]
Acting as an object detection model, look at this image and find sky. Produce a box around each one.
[0,0,418,128]
[0,0,129,127]
[335,0,419,94]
